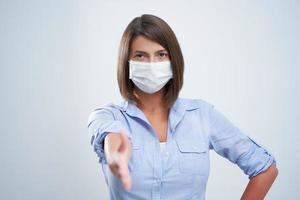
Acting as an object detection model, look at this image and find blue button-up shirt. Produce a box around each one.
[87,98,275,200]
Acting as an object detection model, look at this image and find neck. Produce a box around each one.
[134,88,167,114]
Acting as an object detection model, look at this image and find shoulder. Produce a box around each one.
[87,100,126,126]
[91,100,127,113]
[175,97,213,111]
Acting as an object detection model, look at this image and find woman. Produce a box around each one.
[87,14,278,200]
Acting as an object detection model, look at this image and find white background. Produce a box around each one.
[0,0,299,199]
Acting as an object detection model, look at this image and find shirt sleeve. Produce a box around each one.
[207,104,276,178]
[87,106,130,164]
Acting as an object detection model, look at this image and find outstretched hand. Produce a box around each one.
[104,131,132,191]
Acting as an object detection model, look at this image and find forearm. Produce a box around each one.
[241,164,278,200]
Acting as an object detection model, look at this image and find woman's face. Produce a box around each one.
[129,36,170,63]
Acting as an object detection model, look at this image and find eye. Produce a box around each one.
[159,52,168,58]
[134,53,144,60]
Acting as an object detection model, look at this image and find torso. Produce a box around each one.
[98,98,212,200]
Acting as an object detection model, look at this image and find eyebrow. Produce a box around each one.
[133,49,167,54]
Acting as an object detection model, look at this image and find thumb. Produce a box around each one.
[118,131,131,154]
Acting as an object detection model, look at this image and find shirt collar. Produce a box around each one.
[116,97,201,111]
[115,97,202,132]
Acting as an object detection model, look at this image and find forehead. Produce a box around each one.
[130,35,165,53]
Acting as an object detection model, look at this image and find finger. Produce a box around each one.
[110,155,125,177]
[123,169,132,191]
[119,163,132,191]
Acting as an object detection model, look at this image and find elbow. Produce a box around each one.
[250,163,279,180]
[268,163,279,181]
[272,164,279,179]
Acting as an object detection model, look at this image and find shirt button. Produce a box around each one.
[93,128,97,132]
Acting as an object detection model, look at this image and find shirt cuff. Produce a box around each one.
[90,120,130,164]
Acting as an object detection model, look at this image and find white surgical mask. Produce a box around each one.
[129,60,173,94]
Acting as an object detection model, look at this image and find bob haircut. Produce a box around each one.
[117,14,184,109]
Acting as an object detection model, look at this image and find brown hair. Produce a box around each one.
[117,14,184,108]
